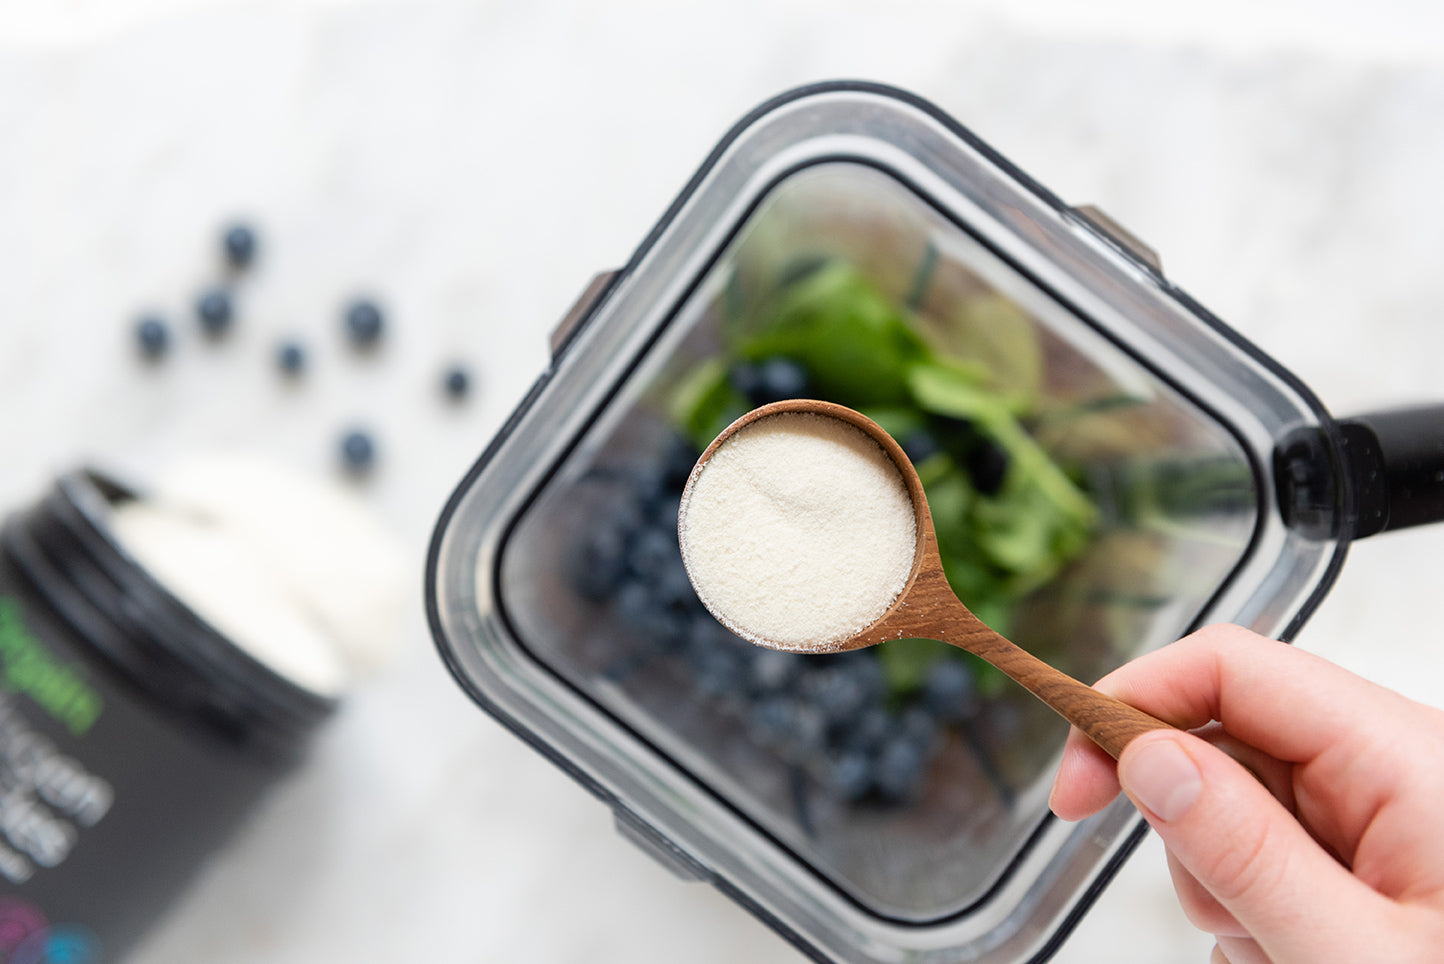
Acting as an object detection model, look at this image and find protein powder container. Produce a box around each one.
[0,461,402,963]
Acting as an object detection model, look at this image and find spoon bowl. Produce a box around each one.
[682,398,1174,760]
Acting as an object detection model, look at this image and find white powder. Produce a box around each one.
[677,412,917,652]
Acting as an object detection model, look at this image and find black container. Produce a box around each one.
[0,471,336,963]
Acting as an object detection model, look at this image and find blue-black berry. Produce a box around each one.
[730,356,810,406]
[340,429,376,474]
[344,300,384,348]
[902,430,942,465]
[223,223,257,270]
[135,316,170,360]
[752,357,809,405]
[965,439,1010,496]
[276,339,307,376]
[442,364,470,400]
[922,656,980,722]
[196,288,234,337]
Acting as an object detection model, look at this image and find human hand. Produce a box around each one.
[1049,623,1444,963]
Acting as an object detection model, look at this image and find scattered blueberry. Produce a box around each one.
[135,316,170,360]
[442,364,470,400]
[339,429,376,474]
[195,287,234,337]
[275,339,307,376]
[344,299,384,349]
[223,223,257,270]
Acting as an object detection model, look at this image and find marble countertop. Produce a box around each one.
[3,2,1443,961]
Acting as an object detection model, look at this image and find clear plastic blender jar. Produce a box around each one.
[426,82,1444,963]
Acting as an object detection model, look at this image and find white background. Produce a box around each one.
[3,1,1443,961]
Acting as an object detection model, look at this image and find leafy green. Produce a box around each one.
[737,263,932,407]
[668,357,746,452]
[671,260,1098,697]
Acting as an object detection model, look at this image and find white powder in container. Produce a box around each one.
[677,411,917,652]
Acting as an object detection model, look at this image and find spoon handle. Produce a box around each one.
[956,630,1173,760]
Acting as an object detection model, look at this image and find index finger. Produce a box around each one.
[1049,623,1408,820]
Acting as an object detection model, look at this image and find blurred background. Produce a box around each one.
[3,0,1443,961]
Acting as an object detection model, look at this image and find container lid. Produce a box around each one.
[427,82,1348,962]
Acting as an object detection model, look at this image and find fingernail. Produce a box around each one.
[1120,738,1201,822]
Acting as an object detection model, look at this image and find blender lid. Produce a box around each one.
[426,81,1352,962]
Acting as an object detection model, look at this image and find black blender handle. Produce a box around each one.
[1338,404,1444,538]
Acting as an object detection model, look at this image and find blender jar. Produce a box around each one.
[426,82,1443,962]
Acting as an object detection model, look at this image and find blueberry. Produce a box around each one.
[824,749,875,802]
[339,429,376,474]
[933,415,982,460]
[644,493,682,530]
[800,665,870,725]
[835,705,892,752]
[613,578,687,650]
[874,735,929,802]
[897,705,941,752]
[749,649,802,694]
[195,287,233,337]
[966,439,1010,496]
[839,652,887,703]
[651,558,696,612]
[135,316,170,360]
[344,299,384,348]
[569,516,632,601]
[625,527,679,581]
[728,361,762,400]
[222,223,257,270]
[922,657,980,722]
[659,433,701,491]
[627,461,674,515]
[750,696,826,755]
[748,357,809,405]
[692,646,745,699]
[683,614,740,661]
[442,364,470,400]
[902,430,941,465]
[749,697,794,744]
[276,339,307,376]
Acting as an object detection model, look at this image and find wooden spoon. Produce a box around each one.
[684,398,1173,760]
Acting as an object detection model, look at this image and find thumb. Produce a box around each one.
[1118,730,1397,962]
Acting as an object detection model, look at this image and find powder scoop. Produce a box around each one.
[677,398,1174,760]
